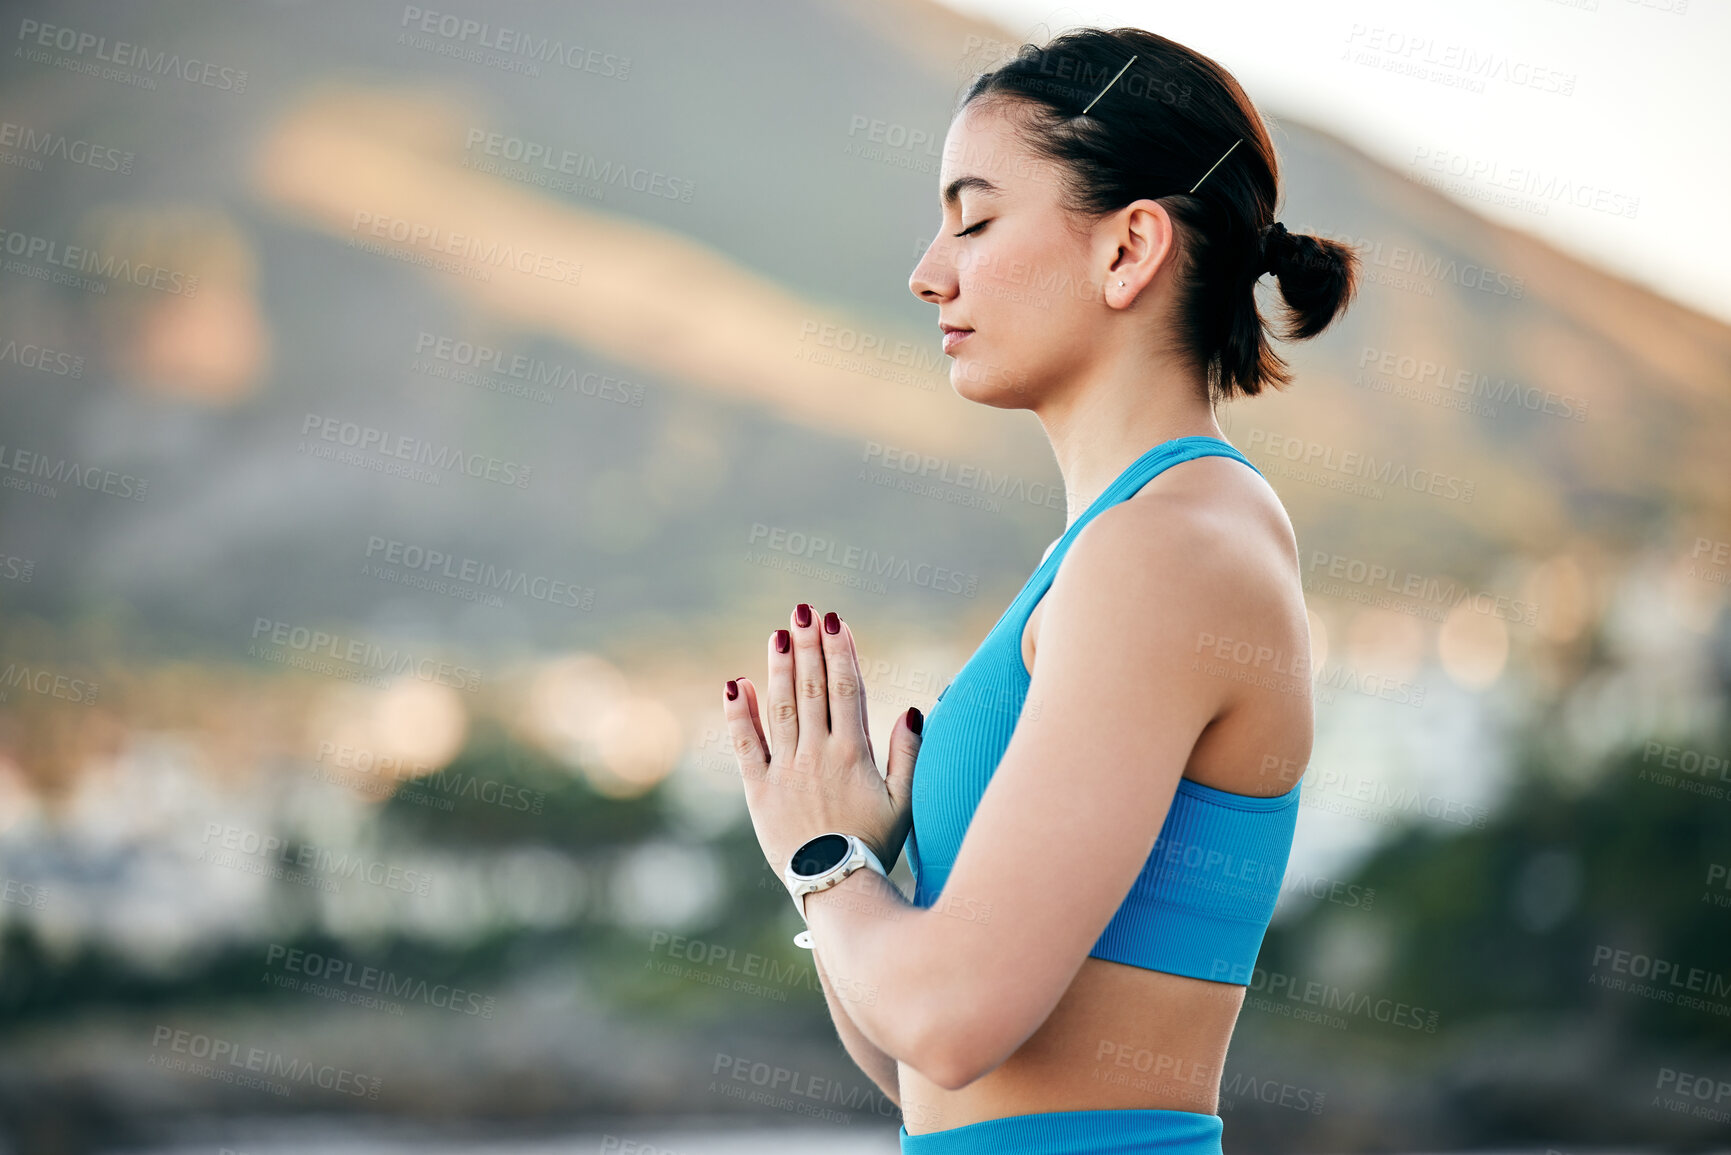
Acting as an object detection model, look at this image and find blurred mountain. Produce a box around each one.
[0,0,1725,670]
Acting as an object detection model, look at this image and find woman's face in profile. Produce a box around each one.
[908,101,1108,409]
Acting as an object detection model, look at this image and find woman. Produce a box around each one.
[723,26,1358,1155]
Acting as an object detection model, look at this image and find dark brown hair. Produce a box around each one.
[959,27,1359,401]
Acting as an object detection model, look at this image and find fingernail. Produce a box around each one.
[795,603,812,628]
[907,706,923,735]
[824,611,840,634]
[726,680,739,700]
[774,629,790,653]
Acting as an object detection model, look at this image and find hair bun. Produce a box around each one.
[1260,222,1360,343]
[1259,221,1291,277]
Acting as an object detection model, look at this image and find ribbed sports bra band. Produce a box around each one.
[906,434,1302,986]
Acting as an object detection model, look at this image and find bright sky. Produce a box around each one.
[934,0,1731,328]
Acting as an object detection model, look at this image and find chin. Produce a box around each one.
[950,355,1034,410]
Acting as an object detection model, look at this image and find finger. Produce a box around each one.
[842,620,873,761]
[757,630,786,759]
[821,611,868,758]
[789,602,830,758]
[723,675,770,782]
[740,667,768,757]
[884,705,923,811]
[766,620,799,763]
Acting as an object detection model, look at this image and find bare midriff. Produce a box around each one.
[897,959,1247,1133]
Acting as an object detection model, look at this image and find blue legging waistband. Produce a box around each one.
[900,1106,1223,1154]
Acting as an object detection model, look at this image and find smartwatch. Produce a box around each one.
[783,832,889,949]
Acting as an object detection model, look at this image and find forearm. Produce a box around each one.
[801,865,951,1078]
[811,940,901,1107]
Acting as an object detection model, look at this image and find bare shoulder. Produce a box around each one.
[1063,452,1299,607]
[1041,453,1312,786]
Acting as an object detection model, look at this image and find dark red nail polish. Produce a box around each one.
[774,629,790,653]
[824,611,840,634]
[795,603,812,628]
[726,680,739,700]
[907,706,923,735]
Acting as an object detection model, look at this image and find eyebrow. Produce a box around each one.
[941,175,1004,209]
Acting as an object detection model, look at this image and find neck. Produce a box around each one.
[1034,358,1225,530]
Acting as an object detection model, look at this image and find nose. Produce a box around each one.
[908,236,956,304]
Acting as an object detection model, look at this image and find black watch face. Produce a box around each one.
[792,834,850,878]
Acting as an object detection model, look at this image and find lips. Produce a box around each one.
[940,326,973,353]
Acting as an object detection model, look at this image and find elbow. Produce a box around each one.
[882,954,972,1090]
[918,1047,988,1093]
[887,918,1019,1092]
[911,1027,1014,1092]
[898,997,1002,1092]
[901,1028,977,1091]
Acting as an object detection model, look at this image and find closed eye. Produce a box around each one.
[954,219,989,238]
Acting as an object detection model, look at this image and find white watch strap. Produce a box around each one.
[856,839,888,881]
[793,837,887,919]
[788,835,888,946]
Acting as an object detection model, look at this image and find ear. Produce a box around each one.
[1104,198,1179,304]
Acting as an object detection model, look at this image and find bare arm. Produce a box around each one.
[811,933,901,1107]
[802,500,1280,1089]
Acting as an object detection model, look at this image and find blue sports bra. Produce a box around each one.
[905,436,1303,985]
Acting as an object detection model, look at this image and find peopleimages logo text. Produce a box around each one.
[16,19,249,91]
[363,536,594,610]
[0,442,148,500]
[299,414,531,488]
[264,944,495,1017]
[398,7,631,77]
[747,523,978,598]
[0,120,134,173]
[1245,428,1474,503]
[0,227,198,295]
[249,617,482,692]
